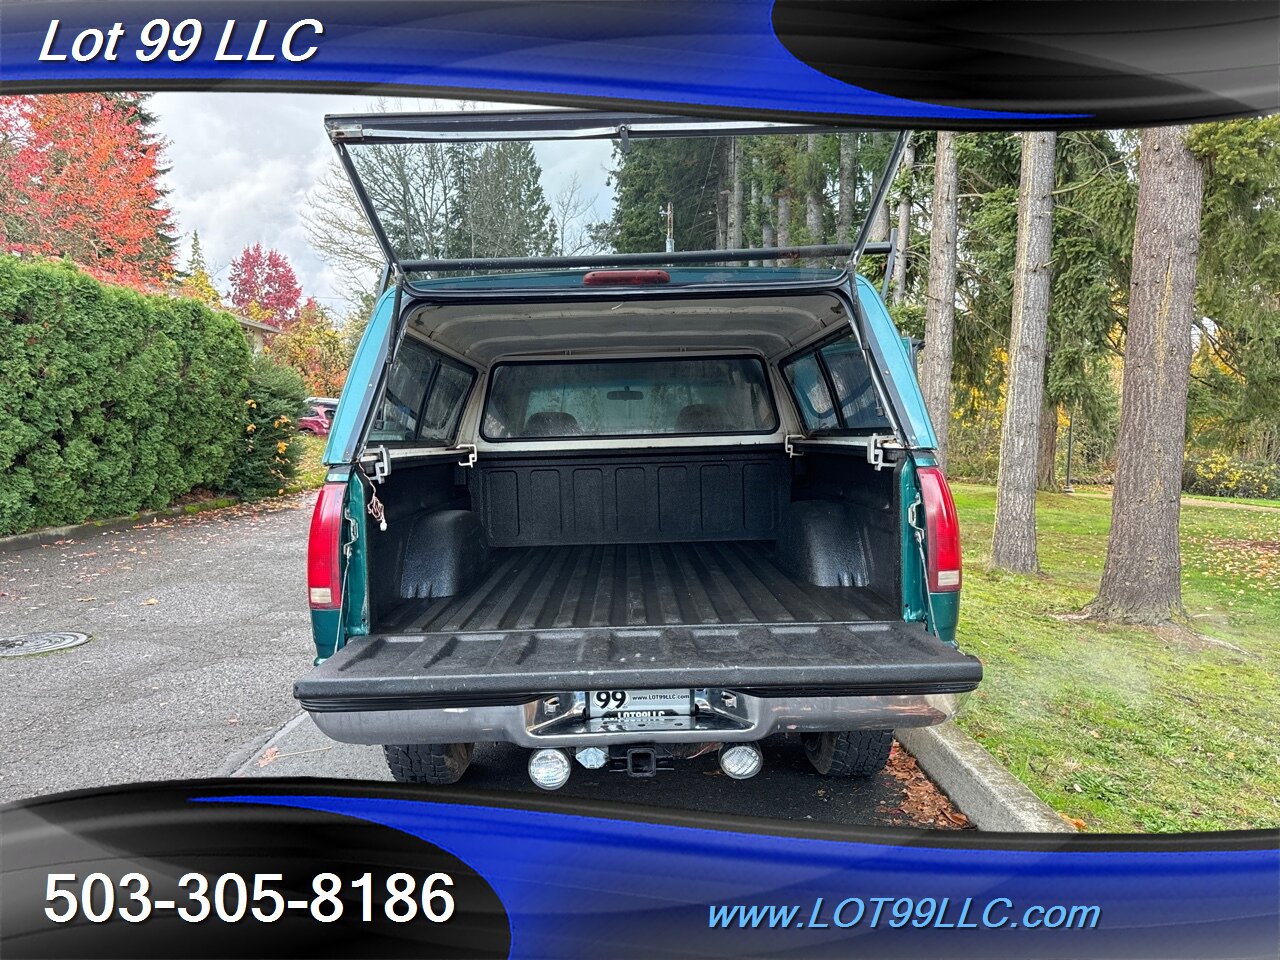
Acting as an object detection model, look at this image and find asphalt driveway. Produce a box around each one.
[0,496,317,804]
[1,496,966,829]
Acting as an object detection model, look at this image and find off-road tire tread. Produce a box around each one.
[803,729,894,777]
[383,742,474,785]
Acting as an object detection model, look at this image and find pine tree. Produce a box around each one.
[803,134,825,245]
[992,131,1057,573]
[1090,125,1205,623]
[837,134,857,243]
[920,131,959,469]
[604,137,725,253]
[891,136,915,303]
[939,130,1133,480]
[449,141,554,259]
[188,230,207,275]
[1185,118,1280,460]
[177,231,222,307]
[1041,132,1135,484]
[107,92,177,266]
[182,267,222,308]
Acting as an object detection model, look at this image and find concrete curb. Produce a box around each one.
[0,499,240,554]
[896,723,1075,833]
[219,712,311,777]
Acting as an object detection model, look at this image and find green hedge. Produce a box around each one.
[221,355,308,500]
[0,256,250,535]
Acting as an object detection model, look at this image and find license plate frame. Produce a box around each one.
[588,688,693,719]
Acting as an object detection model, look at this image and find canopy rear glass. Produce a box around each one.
[326,110,905,285]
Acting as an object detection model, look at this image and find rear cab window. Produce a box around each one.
[482,356,778,441]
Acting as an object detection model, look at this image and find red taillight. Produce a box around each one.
[582,269,670,286]
[307,482,346,609]
[917,466,962,592]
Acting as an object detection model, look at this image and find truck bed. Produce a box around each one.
[379,541,896,633]
[297,541,981,712]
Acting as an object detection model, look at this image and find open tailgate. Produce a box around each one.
[295,621,981,712]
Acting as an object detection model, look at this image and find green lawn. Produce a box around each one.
[951,484,1280,832]
[1070,484,1280,511]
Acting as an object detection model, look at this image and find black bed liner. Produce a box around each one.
[296,541,980,711]
[382,541,894,634]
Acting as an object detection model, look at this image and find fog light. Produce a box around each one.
[528,748,572,790]
[575,746,608,769]
[718,743,763,780]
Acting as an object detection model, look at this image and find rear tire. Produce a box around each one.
[802,730,893,778]
[383,742,474,785]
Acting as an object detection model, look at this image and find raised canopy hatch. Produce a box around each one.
[325,109,907,284]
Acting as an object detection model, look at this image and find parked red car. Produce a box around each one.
[297,398,338,436]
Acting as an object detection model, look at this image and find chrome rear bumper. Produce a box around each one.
[308,689,967,747]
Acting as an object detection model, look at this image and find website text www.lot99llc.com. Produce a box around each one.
[709,896,1102,931]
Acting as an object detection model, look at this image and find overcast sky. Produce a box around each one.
[150,93,615,313]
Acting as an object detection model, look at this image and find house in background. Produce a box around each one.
[237,316,279,354]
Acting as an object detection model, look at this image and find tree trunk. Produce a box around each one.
[1037,398,1059,491]
[806,193,824,244]
[762,195,777,266]
[716,188,728,251]
[867,196,891,244]
[1089,125,1203,624]
[728,137,743,250]
[806,134,824,245]
[892,137,914,304]
[920,131,959,468]
[992,131,1057,573]
[749,175,761,266]
[837,134,855,241]
[776,193,791,250]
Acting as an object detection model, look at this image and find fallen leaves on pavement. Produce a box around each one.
[882,742,973,830]
[256,747,281,768]
[255,744,332,768]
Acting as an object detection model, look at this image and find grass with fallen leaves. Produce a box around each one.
[288,433,329,493]
[952,484,1280,833]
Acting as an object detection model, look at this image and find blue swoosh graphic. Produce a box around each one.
[198,794,1278,959]
[0,1,1082,122]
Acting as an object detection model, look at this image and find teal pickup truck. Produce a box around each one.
[295,111,979,790]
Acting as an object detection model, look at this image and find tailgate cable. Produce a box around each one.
[355,465,387,532]
[907,495,940,637]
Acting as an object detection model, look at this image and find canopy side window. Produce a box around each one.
[782,333,892,435]
[369,338,476,445]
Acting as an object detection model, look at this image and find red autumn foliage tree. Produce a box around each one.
[0,93,175,290]
[228,243,303,328]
